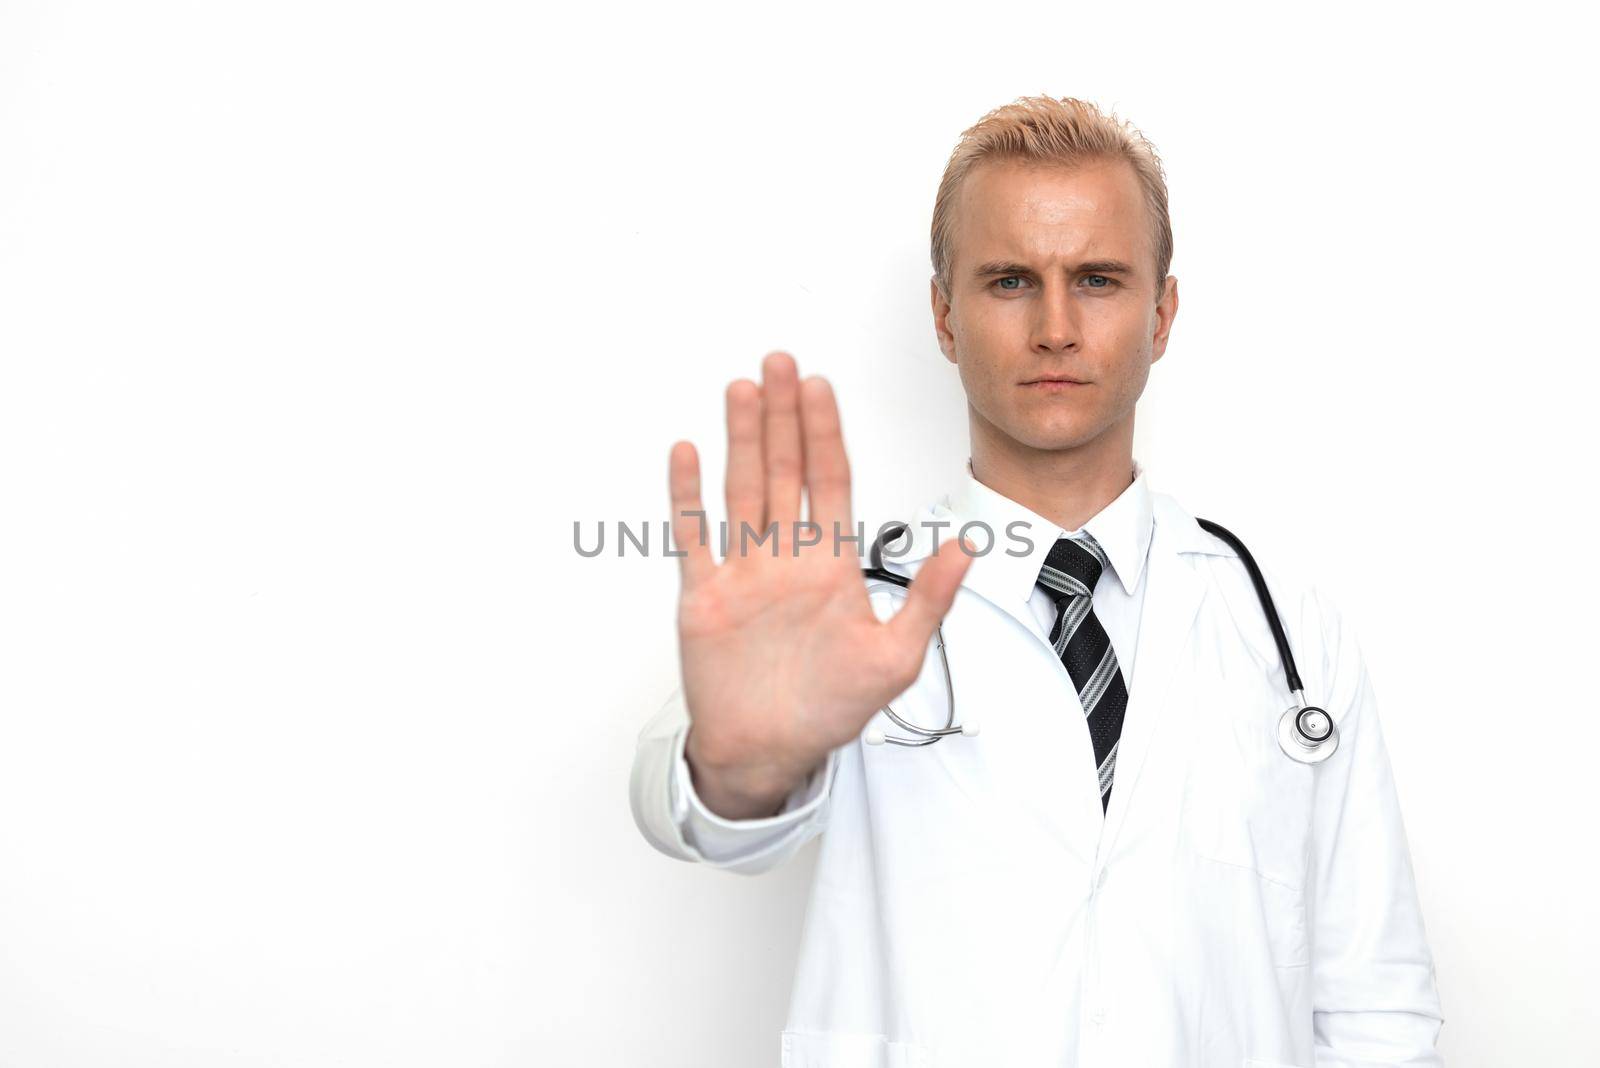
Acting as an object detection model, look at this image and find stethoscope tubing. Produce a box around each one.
[857,518,1338,761]
[1193,518,1303,695]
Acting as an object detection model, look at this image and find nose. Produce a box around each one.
[1031,280,1082,355]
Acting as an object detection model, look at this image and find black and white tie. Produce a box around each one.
[1036,533,1127,815]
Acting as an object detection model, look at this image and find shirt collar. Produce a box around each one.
[946,455,1155,600]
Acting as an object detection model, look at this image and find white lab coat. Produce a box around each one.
[631,483,1444,1067]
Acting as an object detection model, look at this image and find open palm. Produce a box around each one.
[668,352,972,815]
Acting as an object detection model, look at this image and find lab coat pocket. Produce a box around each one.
[780,1030,932,1068]
[1181,692,1314,892]
[1181,692,1314,967]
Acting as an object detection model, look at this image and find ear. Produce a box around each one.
[1150,275,1179,364]
[930,276,957,364]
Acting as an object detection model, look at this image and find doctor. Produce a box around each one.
[630,95,1444,1066]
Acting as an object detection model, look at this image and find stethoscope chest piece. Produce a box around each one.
[1277,700,1339,764]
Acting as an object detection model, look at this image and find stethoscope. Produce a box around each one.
[858,519,1339,765]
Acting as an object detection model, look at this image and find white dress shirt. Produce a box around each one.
[671,457,1155,862]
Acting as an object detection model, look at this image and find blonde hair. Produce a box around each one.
[930,95,1172,302]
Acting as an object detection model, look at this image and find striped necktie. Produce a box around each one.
[1036,533,1127,815]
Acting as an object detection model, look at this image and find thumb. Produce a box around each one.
[885,535,975,654]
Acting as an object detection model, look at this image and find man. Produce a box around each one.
[630,96,1444,1065]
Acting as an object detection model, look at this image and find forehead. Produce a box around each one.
[953,158,1151,268]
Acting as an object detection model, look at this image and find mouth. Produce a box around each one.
[1021,375,1089,391]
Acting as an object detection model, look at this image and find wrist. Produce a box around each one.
[684,725,814,820]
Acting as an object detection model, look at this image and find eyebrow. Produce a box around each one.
[971,259,1138,279]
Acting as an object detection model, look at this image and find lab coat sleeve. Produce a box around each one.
[628,685,840,876]
[1305,586,1446,1066]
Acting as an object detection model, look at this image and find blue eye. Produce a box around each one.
[993,274,1116,292]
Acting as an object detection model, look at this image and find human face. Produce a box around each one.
[930,158,1178,460]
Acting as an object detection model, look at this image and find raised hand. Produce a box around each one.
[668,351,973,819]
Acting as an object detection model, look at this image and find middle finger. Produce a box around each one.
[761,351,803,531]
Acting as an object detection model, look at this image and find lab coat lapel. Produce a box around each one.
[1096,495,1208,858]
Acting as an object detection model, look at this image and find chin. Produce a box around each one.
[1007,421,1099,453]
[1020,405,1101,443]
[975,397,1106,453]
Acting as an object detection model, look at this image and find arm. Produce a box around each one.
[1307,587,1446,1065]
[629,686,841,876]
[629,351,969,877]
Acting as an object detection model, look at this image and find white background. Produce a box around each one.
[2,1,1595,1065]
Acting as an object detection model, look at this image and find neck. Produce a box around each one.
[967,414,1136,533]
